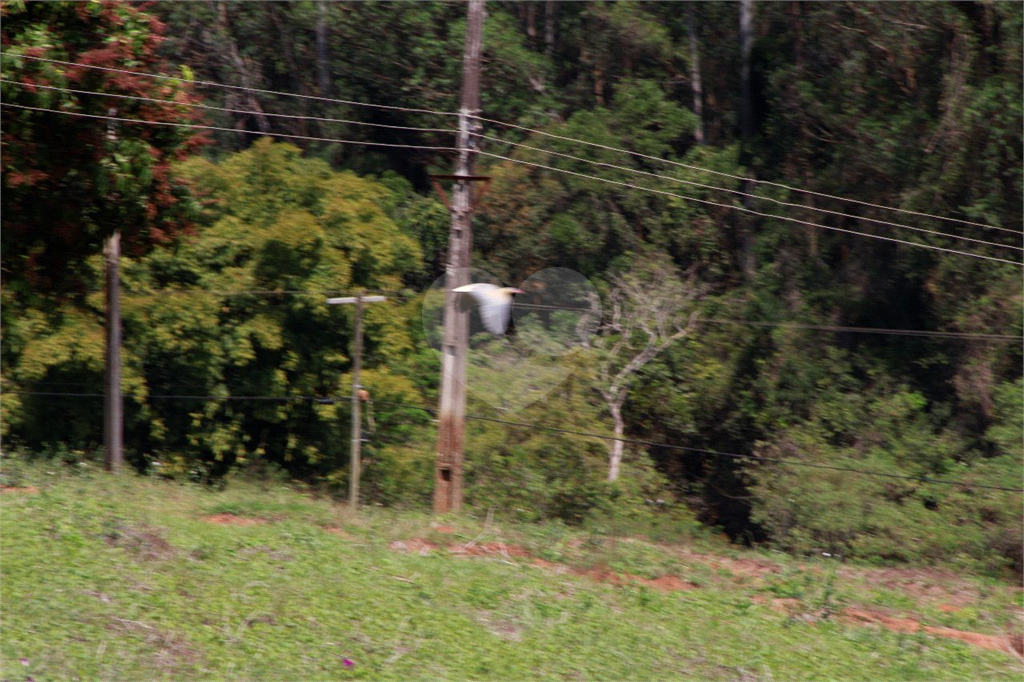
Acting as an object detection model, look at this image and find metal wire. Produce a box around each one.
[476,150,1024,267]
[0,102,459,153]
[5,391,1020,492]
[471,114,1022,235]
[0,78,458,134]
[2,52,459,118]
[472,132,1022,252]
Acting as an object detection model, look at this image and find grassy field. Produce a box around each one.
[1,463,1021,681]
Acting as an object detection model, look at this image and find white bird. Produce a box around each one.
[453,283,524,336]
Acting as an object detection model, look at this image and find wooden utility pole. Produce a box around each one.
[327,293,386,509]
[103,231,123,472]
[434,0,486,515]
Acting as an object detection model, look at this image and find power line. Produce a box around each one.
[693,318,1023,341]
[473,132,1022,253]
[6,50,1015,238]
[3,390,330,402]
[8,388,1020,492]
[9,287,1019,341]
[476,150,1024,267]
[368,398,1024,494]
[8,100,1015,265]
[2,52,459,118]
[6,98,1020,266]
[472,115,1022,236]
[0,102,458,154]
[0,79,458,135]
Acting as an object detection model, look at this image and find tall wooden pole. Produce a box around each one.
[435,0,486,514]
[326,294,386,507]
[349,293,364,509]
[104,231,123,472]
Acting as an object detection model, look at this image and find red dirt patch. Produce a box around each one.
[201,513,267,526]
[322,526,354,539]
[843,607,1023,657]
[389,538,437,555]
[559,566,696,592]
[431,524,457,534]
[0,485,39,494]
[690,552,780,580]
[104,524,176,561]
[642,574,698,592]
[450,542,530,558]
[840,565,980,608]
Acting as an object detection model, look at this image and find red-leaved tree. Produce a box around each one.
[1,0,206,296]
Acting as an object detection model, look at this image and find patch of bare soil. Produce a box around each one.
[104,524,176,561]
[565,566,695,591]
[389,537,1020,657]
[450,542,531,558]
[430,524,457,534]
[0,485,40,494]
[842,607,1023,657]
[201,513,268,526]
[321,525,354,540]
[389,538,437,555]
[106,616,203,672]
[840,565,980,608]
[682,551,781,581]
[640,574,699,592]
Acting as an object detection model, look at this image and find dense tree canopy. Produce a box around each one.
[2,1,1021,575]
[1,0,203,295]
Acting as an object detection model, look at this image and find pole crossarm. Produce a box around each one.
[326,296,387,305]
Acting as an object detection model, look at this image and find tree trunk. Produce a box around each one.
[217,1,271,134]
[608,401,624,482]
[544,1,555,57]
[525,1,537,42]
[316,0,331,96]
[739,0,756,279]
[687,4,704,145]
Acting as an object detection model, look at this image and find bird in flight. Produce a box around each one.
[453,283,525,336]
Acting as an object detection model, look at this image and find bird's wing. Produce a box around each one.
[454,283,510,335]
[477,294,512,335]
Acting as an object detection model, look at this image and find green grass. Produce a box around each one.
[2,464,1021,681]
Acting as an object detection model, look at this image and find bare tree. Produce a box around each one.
[595,260,704,482]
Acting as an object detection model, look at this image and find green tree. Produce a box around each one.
[2,140,424,483]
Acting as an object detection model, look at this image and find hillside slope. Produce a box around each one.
[1,467,1021,681]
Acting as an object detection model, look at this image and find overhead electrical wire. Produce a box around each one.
[7,52,1016,238]
[0,79,458,135]
[472,131,1022,252]
[0,102,459,154]
[4,389,1020,493]
[475,149,1024,267]
[5,52,1016,241]
[4,101,1015,266]
[471,114,1022,236]
[9,286,1019,341]
[1,52,459,118]
[367,398,1024,494]
[4,74,1015,254]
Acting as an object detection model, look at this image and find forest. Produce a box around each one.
[2,0,1021,577]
